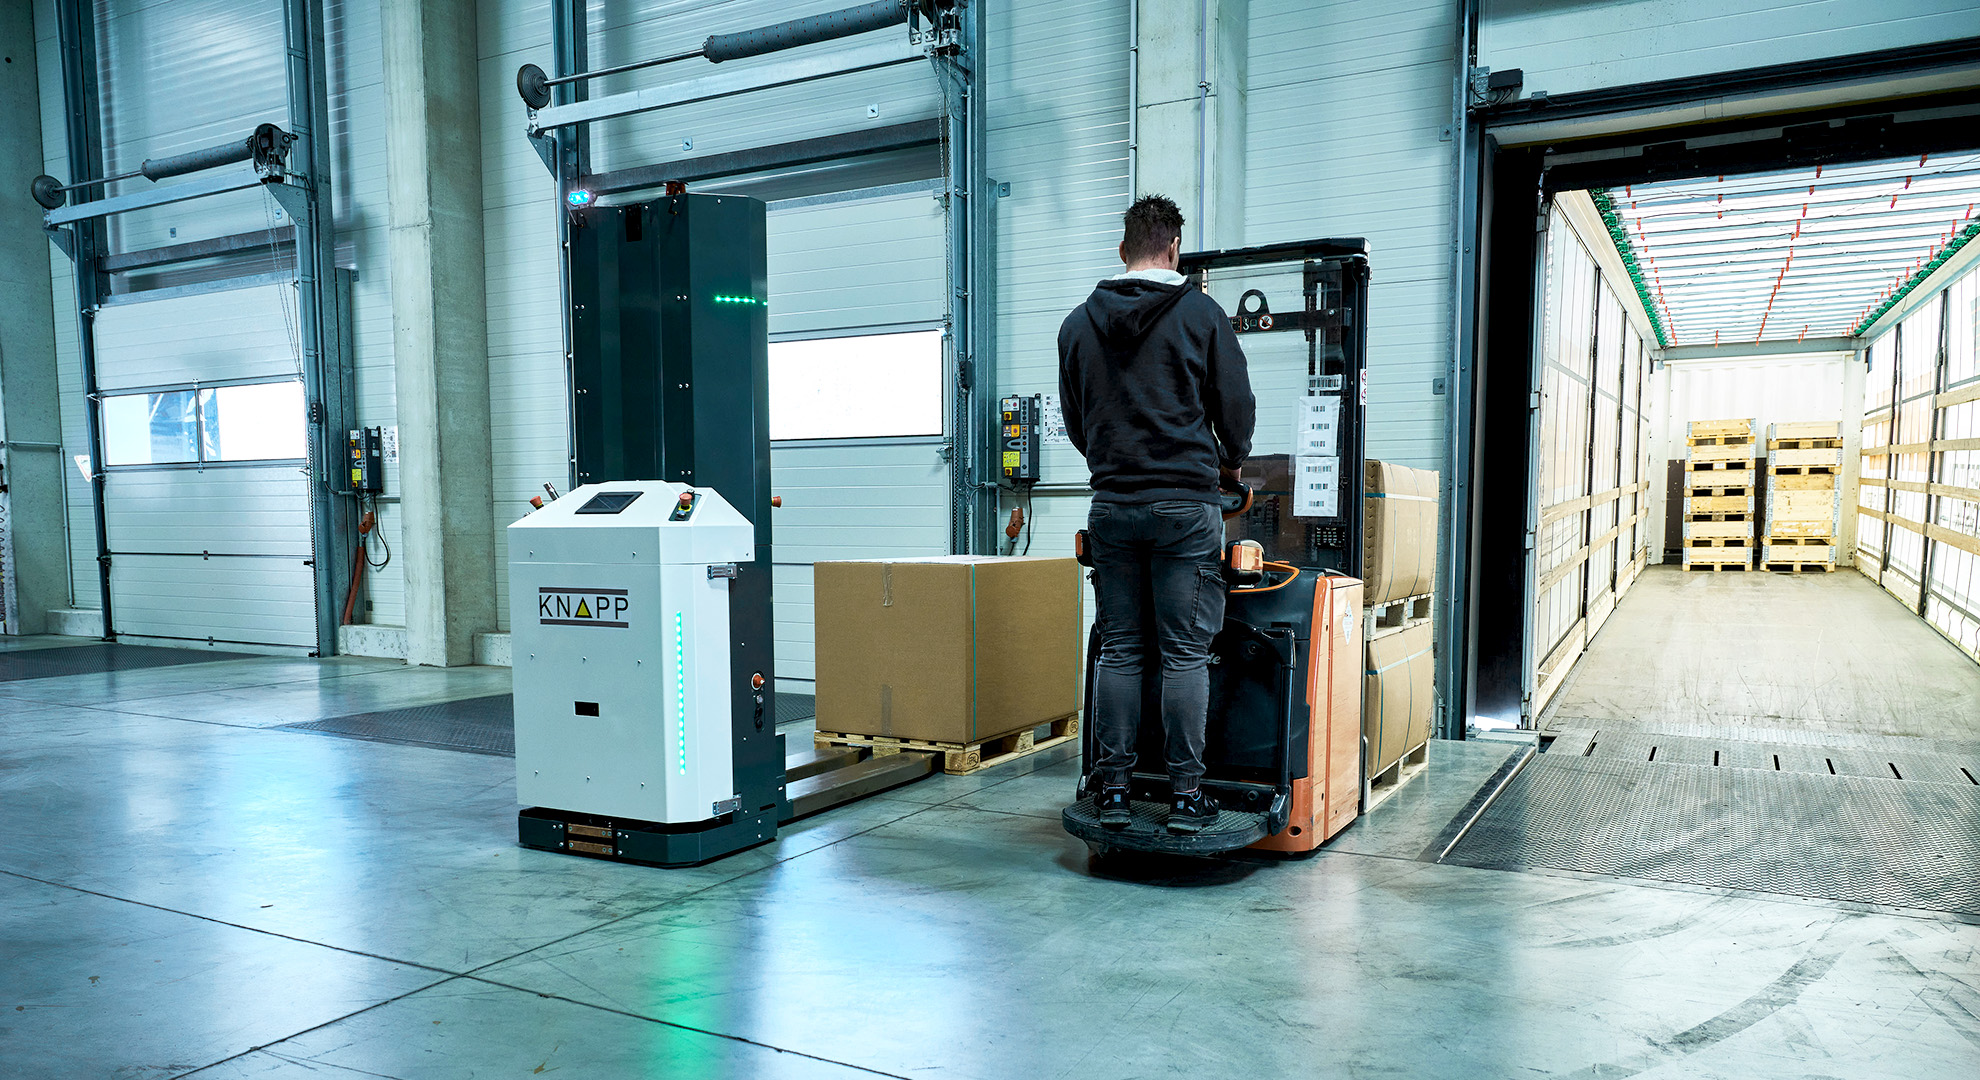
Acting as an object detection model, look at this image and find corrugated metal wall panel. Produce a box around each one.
[987,0,1128,564]
[1479,0,1980,101]
[575,2,943,178]
[1247,1,1454,471]
[325,0,404,627]
[94,0,291,253]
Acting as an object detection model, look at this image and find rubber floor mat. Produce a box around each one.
[281,695,514,756]
[1442,752,1980,917]
[776,692,816,726]
[0,643,253,683]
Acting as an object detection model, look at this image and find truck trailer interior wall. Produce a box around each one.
[1859,259,1980,663]
[1526,202,1656,722]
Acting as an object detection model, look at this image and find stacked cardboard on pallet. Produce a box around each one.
[813,557,1084,760]
[1764,421,1843,572]
[1682,419,1758,571]
[1361,462,1437,799]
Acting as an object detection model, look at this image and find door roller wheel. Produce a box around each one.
[517,63,552,110]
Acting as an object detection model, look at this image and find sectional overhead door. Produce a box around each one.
[764,186,952,693]
[91,284,318,651]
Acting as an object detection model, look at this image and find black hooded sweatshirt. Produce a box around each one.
[1056,276,1255,503]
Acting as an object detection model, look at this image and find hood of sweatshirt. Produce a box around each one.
[1082,277,1194,353]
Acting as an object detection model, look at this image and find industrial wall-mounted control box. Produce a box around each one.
[999,394,1041,487]
[348,427,384,494]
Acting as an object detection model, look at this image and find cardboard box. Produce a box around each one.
[1362,461,1438,605]
[1364,622,1433,778]
[813,556,1082,745]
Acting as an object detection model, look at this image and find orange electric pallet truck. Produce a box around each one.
[1060,518,1364,859]
[1062,238,1370,860]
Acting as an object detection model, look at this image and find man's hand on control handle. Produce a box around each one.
[1218,465,1251,519]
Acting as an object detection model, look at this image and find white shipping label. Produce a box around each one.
[1292,395,1341,457]
[1294,454,1340,518]
[1039,393,1072,446]
[381,425,400,464]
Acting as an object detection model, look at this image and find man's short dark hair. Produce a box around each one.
[1122,195,1184,263]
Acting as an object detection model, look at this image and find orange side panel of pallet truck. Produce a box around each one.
[1251,575,1363,852]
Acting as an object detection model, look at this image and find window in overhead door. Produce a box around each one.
[768,329,943,440]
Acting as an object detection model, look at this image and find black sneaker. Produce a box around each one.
[1168,789,1218,834]
[1094,785,1132,829]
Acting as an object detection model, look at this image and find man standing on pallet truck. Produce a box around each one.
[1057,195,1256,835]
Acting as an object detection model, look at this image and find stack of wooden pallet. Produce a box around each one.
[1683,419,1757,571]
[1763,421,1843,572]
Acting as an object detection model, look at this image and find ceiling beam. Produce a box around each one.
[1659,337,1861,361]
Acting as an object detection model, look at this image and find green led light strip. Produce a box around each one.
[675,611,687,776]
[712,294,765,306]
[1590,188,1672,349]
[1850,220,1980,337]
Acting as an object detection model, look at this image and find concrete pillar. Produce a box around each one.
[0,4,68,635]
[382,0,496,666]
[1134,0,1247,249]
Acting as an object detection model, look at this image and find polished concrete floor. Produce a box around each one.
[1543,565,1980,740]
[3,637,1978,1079]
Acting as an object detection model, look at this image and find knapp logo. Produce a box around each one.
[539,586,630,628]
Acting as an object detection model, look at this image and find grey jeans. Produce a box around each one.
[1087,499,1225,790]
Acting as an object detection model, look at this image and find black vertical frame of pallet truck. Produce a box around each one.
[1179,239,1371,576]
